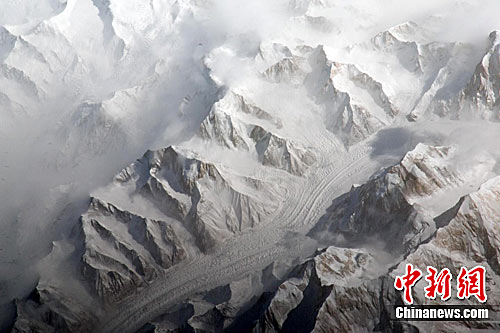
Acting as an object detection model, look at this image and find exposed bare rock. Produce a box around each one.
[197,90,315,175]
[263,57,306,84]
[384,176,500,332]
[309,144,463,254]
[80,198,187,301]
[117,146,279,251]
[248,171,500,333]
[302,46,399,145]
[457,31,500,119]
[251,125,316,176]
[13,275,98,333]
[371,27,422,73]
[423,31,500,120]
[247,247,407,333]
[198,91,276,150]
[7,5,500,333]
[245,144,500,332]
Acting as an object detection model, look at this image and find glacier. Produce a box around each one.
[2,0,500,332]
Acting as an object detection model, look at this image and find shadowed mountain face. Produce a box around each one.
[3,1,500,332]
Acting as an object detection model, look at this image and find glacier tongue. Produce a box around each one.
[231,145,500,333]
[5,1,500,332]
[309,144,465,255]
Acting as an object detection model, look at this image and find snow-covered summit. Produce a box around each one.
[5,1,500,332]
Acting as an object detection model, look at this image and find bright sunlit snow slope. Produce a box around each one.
[3,0,500,331]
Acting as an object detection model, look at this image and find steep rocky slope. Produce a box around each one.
[231,147,500,333]
[51,143,496,333]
[78,143,284,301]
[5,1,500,332]
[417,30,500,121]
[309,144,464,254]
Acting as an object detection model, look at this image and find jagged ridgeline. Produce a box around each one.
[4,0,500,332]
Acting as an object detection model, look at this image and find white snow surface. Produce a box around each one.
[3,0,500,331]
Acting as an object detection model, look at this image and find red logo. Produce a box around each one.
[394,265,487,304]
[394,264,423,304]
[457,266,487,303]
[424,267,452,301]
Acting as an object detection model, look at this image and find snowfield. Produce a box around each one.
[3,0,500,332]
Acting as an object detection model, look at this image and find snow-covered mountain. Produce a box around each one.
[3,0,500,332]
